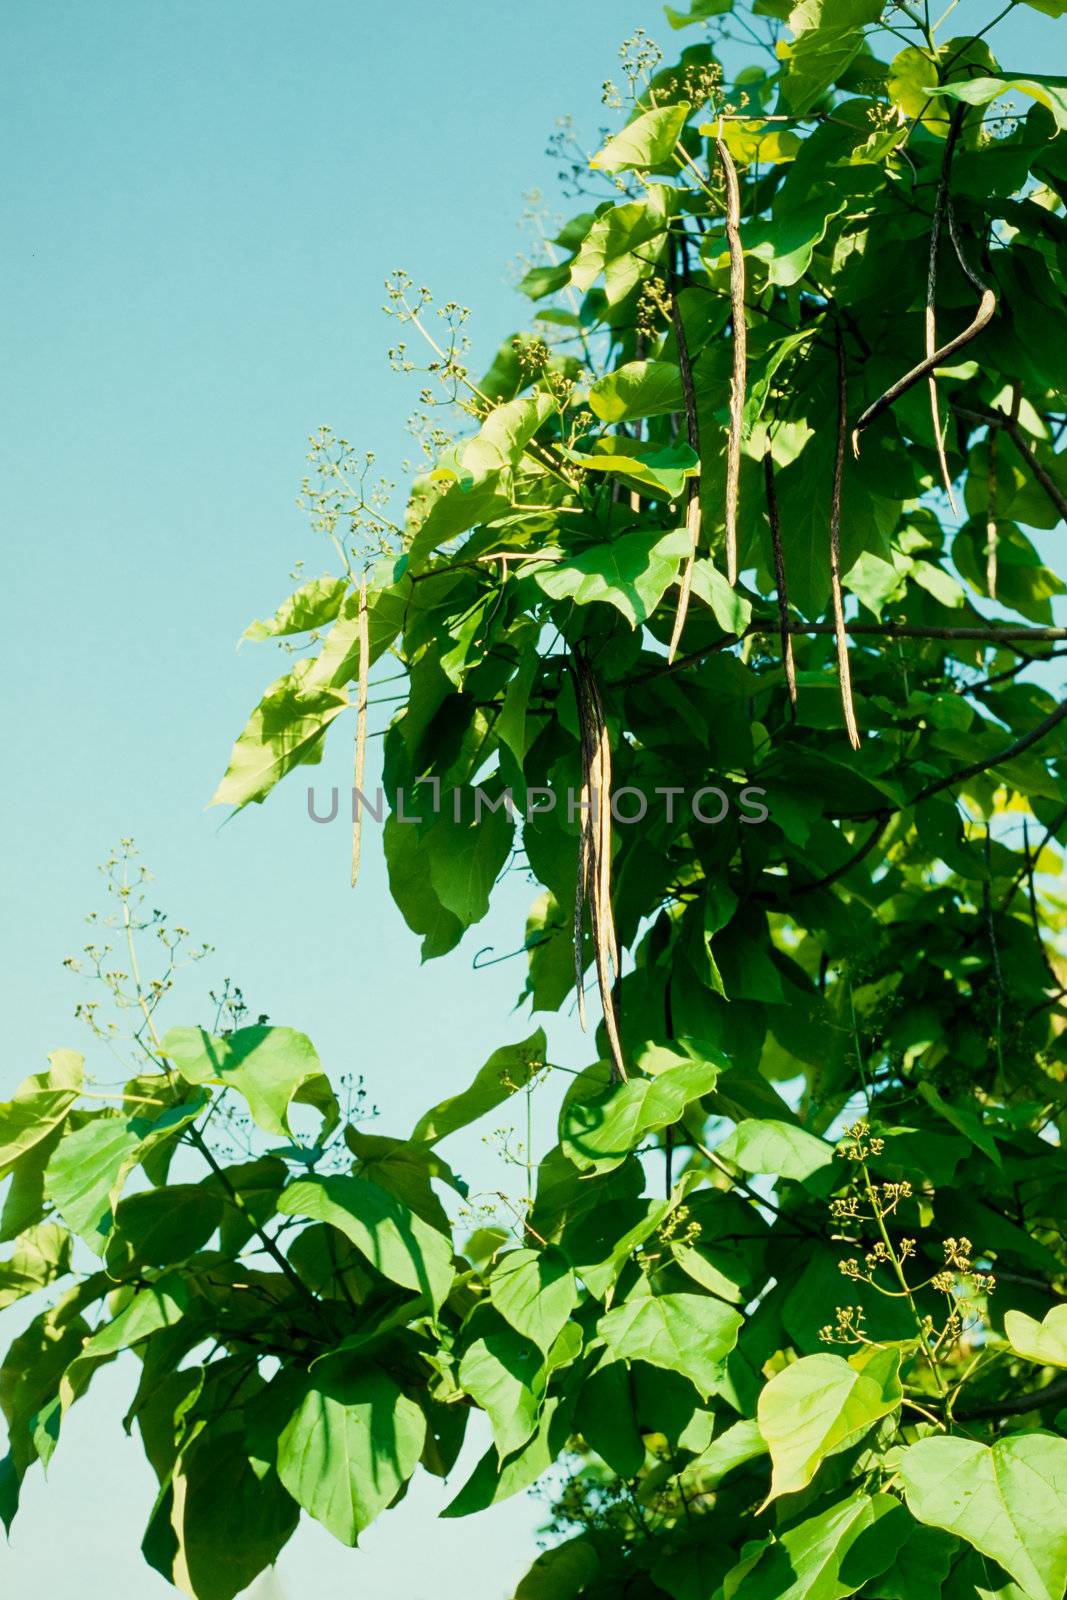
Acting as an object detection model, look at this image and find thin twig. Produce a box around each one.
[831,324,861,750]
[954,402,1067,526]
[634,620,1067,685]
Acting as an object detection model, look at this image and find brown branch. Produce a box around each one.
[771,698,1067,899]
[764,453,797,709]
[955,1374,1067,1422]
[717,134,746,586]
[831,325,861,750]
[914,697,1067,805]
[636,620,1067,685]
[953,402,1067,526]
[668,287,702,665]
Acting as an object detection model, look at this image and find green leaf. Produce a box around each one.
[0,1225,71,1311]
[458,1312,546,1459]
[61,1274,189,1414]
[461,392,556,479]
[43,1116,145,1252]
[590,104,691,173]
[918,1082,1002,1167]
[424,794,515,927]
[562,439,699,500]
[727,1492,908,1600]
[757,1346,903,1505]
[441,1392,574,1517]
[0,1052,83,1181]
[739,196,848,288]
[715,1118,834,1183]
[383,813,465,959]
[598,1292,743,1398]
[241,575,348,642]
[211,660,349,809]
[79,1274,188,1361]
[410,1029,546,1145]
[870,1523,960,1600]
[489,1247,577,1354]
[779,1,885,115]
[532,526,693,628]
[689,559,753,634]
[888,46,941,124]
[588,360,682,423]
[575,1361,646,1478]
[931,76,1067,132]
[844,551,908,618]
[107,1184,223,1270]
[275,1368,425,1546]
[684,1417,768,1491]
[899,1434,1067,1600]
[1005,1304,1067,1370]
[569,189,676,304]
[561,1060,720,1175]
[514,1538,600,1599]
[277,1174,455,1308]
[147,1423,298,1600]
[162,1025,338,1140]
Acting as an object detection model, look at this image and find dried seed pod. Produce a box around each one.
[831,327,860,752]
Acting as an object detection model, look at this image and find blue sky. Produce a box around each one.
[1,2,1062,1596]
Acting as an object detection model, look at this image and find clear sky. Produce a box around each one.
[1,2,1061,1597]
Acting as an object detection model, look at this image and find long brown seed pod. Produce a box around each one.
[986,427,999,600]
[586,668,619,978]
[573,659,597,1031]
[717,133,746,586]
[926,109,965,513]
[831,326,861,752]
[572,657,626,1082]
[853,201,995,453]
[668,287,702,664]
[763,452,797,710]
[350,573,370,887]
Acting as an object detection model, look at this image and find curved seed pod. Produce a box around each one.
[853,195,995,454]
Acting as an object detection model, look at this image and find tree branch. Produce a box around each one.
[955,1373,1067,1422]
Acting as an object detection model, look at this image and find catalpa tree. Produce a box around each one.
[4,3,1067,1597]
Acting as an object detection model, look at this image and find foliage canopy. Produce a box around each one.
[5,2,1067,1597]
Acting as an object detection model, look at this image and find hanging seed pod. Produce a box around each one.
[571,655,626,1082]
[831,326,860,752]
